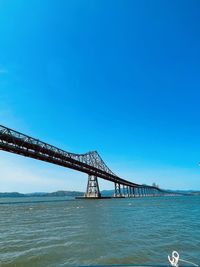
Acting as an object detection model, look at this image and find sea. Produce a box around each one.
[0,196,199,267]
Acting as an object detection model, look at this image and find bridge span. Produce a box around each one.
[0,125,177,198]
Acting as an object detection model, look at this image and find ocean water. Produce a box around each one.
[0,196,199,267]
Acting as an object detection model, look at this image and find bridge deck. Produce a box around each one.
[0,125,176,196]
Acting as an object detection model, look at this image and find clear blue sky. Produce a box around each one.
[0,0,200,192]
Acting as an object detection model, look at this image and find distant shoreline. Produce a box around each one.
[0,190,84,198]
[0,189,200,198]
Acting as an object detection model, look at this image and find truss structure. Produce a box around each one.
[0,125,179,196]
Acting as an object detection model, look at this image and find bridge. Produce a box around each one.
[0,125,177,198]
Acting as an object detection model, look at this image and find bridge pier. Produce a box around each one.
[129,187,133,197]
[131,187,135,197]
[144,187,147,196]
[133,187,136,197]
[85,175,101,198]
[114,182,122,197]
[126,185,129,197]
[138,187,141,197]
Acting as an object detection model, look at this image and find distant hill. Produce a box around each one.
[44,191,84,197]
[165,189,200,195]
[0,192,25,198]
[0,190,84,198]
[1,189,199,198]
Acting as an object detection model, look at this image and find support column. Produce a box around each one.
[140,187,143,197]
[142,187,145,197]
[114,182,122,197]
[126,185,130,197]
[133,187,136,198]
[130,187,133,197]
[123,185,126,197]
[85,175,101,198]
[138,187,141,197]
[135,187,138,197]
[144,187,147,197]
[147,187,150,196]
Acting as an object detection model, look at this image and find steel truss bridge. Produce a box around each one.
[0,125,177,198]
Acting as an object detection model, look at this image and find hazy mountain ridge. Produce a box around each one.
[0,190,84,198]
[0,189,200,198]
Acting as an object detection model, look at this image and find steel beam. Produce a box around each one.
[0,125,178,197]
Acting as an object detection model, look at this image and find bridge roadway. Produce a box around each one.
[0,125,175,198]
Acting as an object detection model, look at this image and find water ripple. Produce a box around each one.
[0,196,199,267]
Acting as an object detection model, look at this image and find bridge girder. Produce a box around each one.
[0,125,178,196]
